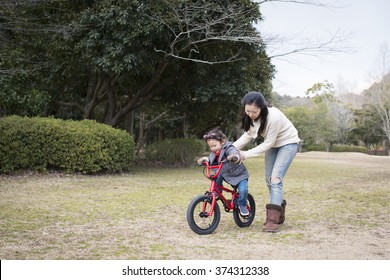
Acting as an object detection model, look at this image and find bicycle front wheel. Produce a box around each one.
[186,194,220,235]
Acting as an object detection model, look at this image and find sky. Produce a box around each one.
[256,0,390,97]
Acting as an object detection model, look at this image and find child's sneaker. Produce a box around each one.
[238,205,249,216]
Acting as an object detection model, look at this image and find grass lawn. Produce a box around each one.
[1,152,390,259]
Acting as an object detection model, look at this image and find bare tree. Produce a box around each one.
[364,45,390,145]
[326,100,355,144]
[369,42,390,83]
[306,81,355,144]
[365,74,390,144]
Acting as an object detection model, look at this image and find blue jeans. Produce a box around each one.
[215,175,248,206]
[264,143,298,205]
[236,179,248,206]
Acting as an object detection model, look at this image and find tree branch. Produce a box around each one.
[266,29,354,60]
[257,0,344,8]
[55,101,84,112]
[143,0,261,64]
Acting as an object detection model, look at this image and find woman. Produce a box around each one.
[233,92,300,232]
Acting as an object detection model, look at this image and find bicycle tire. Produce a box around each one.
[233,193,256,228]
[186,194,220,235]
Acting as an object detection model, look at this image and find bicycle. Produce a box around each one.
[186,158,256,235]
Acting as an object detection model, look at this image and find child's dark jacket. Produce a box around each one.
[208,141,249,186]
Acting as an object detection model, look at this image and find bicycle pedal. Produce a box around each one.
[222,200,232,207]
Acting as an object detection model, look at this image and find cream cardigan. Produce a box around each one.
[233,107,300,158]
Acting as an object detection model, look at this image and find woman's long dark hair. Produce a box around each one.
[240,92,270,136]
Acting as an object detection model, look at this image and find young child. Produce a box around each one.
[197,128,250,216]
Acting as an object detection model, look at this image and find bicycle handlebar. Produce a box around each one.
[201,160,226,180]
[197,155,239,166]
[197,154,240,179]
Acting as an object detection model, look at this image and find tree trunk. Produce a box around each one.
[183,116,188,138]
[83,72,108,120]
[124,111,135,136]
[136,112,147,158]
[107,61,168,127]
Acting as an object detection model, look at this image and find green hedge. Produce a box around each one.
[145,138,205,167]
[329,144,367,153]
[0,116,135,173]
[302,143,367,153]
[301,144,328,152]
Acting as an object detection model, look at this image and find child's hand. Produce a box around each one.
[196,157,208,166]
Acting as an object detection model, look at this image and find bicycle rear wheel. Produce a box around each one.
[233,193,255,227]
[186,194,220,235]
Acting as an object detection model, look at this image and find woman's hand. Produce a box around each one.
[239,151,246,163]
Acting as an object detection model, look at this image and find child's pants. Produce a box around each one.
[215,174,248,206]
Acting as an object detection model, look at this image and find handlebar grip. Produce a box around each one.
[196,160,208,166]
[227,155,239,163]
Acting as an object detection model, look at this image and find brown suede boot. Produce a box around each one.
[263,204,282,232]
[263,200,286,225]
[279,199,287,224]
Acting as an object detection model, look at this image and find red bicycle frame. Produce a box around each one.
[202,160,239,216]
